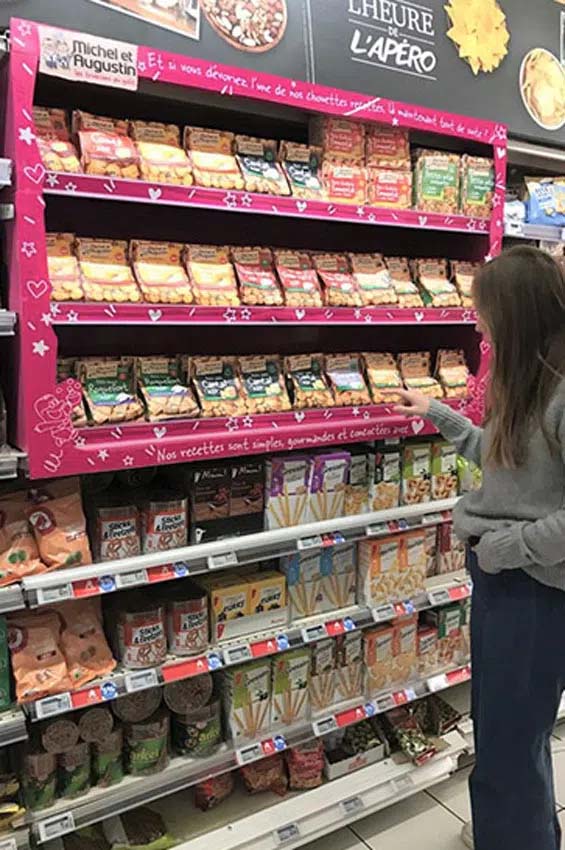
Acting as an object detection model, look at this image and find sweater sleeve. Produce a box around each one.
[475,407,565,572]
[426,399,483,467]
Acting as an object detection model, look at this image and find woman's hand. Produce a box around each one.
[393,389,431,417]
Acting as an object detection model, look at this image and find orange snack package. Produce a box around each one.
[8,611,70,702]
[131,240,193,305]
[130,120,193,186]
[33,106,81,174]
[0,493,45,586]
[55,599,116,689]
[26,480,92,571]
[73,111,140,180]
[46,233,83,302]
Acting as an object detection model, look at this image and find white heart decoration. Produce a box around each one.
[24,163,46,185]
[26,279,49,299]
[496,147,506,159]
[294,411,305,423]
[414,311,424,323]
[295,309,306,320]
[153,426,167,440]
[148,309,162,322]
[411,418,425,435]
[296,200,308,213]
[148,187,162,201]
[418,215,428,227]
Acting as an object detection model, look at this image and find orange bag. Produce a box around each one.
[55,599,116,689]
[26,480,92,571]
[0,493,45,585]
[8,611,70,703]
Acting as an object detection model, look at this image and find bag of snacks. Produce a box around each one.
[325,354,371,406]
[413,149,460,215]
[33,107,81,174]
[457,455,482,493]
[322,161,367,206]
[130,120,192,186]
[104,808,174,849]
[383,706,437,765]
[239,355,291,413]
[26,479,92,569]
[184,126,243,190]
[401,441,432,505]
[460,155,494,218]
[274,250,323,308]
[232,246,283,307]
[431,440,459,500]
[436,349,469,398]
[524,177,565,227]
[310,116,365,163]
[312,253,362,307]
[73,111,140,179]
[280,142,324,200]
[190,356,246,417]
[398,351,443,398]
[367,168,412,208]
[286,740,325,789]
[76,238,141,303]
[137,356,199,421]
[185,244,239,307]
[285,354,334,409]
[241,754,288,795]
[7,610,69,702]
[56,598,116,689]
[0,492,45,585]
[131,241,193,305]
[194,772,234,811]
[385,257,423,307]
[46,233,83,302]
[364,353,403,404]
[235,135,290,195]
[366,124,410,170]
[79,357,144,425]
[414,259,460,307]
[451,260,478,307]
[349,253,396,306]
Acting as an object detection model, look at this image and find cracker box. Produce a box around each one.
[367,168,412,209]
[324,544,357,611]
[220,660,272,741]
[309,452,350,522]
[431,440,459,500]
[309,640,336,715]
[399,529,427,601]
[280,550,329,619]
[206,574,251,640]
[424,525,438,577]
[322,162,367,206]
[370,439,401,511]
[364,625,395,695]
[248,571,287,616]
[413,149,460,215]
[391,614,418,686]
[190,463,231,543]
[310,116,365,164]
[401,441,432,505]
[265,455,312,529]
[358,536,402,606]
[272,648,311,725]
[417,626,439,677]
[345,445,371,516]
[335,631,364,703]
[230,460,265,519]
[460,155,494,218]
[437,521,466,575]
[424,604,464,670]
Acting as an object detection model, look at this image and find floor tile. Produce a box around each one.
[351,790,464,850]
[303,827,367,850]
[427,766,472,822]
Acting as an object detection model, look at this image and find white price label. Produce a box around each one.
[505,219,524,237]
[428,588,451,607]
[223,644,253,666]
[297,535,322,551]
[366,522,389,538]
[36,584,73,605]
[207,552,237,570]
[375,693,395,713]
[301,623,328,643]
[394,774,414,794]
[341,795,364,817]
[0,837,17,850]
[116,569,148,589]
[124,668,159,693]
[235,742,263,765]
[274,823,301,846]
[422,512,443,526]
[35,692,73,720]
[427,673,449,693]
[37,812,76,842]
[561,227,565,242]
[312,715,337,736]
[373,603,395,623]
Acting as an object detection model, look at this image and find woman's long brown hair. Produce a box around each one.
[473,246,565,468]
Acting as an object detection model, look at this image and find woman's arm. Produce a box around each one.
[394,392,483,467]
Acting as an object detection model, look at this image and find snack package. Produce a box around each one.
[79,357,144,425]
[365,124,410,170]
[391,613,418,685]
[190,463,231,543]
[324,544,357,610]
[235,135,290,195]
[0,492,45,585]
[247,570,287,616]
[274,250,324,308]
[190,356,246,418]
[184,126,243,190]
[285,354,333,409]
[265,455,312,529]
[131,240,194,305]
[401,441,432,505]
[383,706,436,765]
[123,713,169,776]
[230,460,265,518]
[103,808,174,848]
[335,631,364,702]
[364,625,394,694]
[272,648,311,725]
[140,493,188,552]
[367,168,412,209]
[385,257,423,307]
[398,531,427,602]
[370,439,401,510]
[22,750,57,810]
[414,259,460,307]
[280,141,324,200]
[524,177,565,227]
[286,740,325,790]
[93,729,124,788]
[344,445,370,516]
[460,155,494,218]
[205,573,250,640]
[349,253,397,307]
[364,353,403,404]
[220,660,272,741]
[417,626,439,677]
[163,674,213,714]
[194,773,234,811]
[424,604,464,669]
[172,699,221,758]
[7,611,70,702]
[46,232,83,302]
[310,452,350,521]
[309,640,336,715]
[33,106,81,173]
[424,525,438,577]
[279,551,327,619]
[398,352,443,399]
[57,359,88,428]
[73,111,140,179]
[130,120,193,186]
[437,521,466,574]
[241,754,288,795]
[55,598,116,689]
[165,583,208,657]
[26,480,92,569]
[41,716,79,753]
[325,354,371,406]
[436,349,470,399]
[358,536,402,606]
[116,599,167,669]
[137,356,199,421]
[239,355,291,413]
[185,244,239,307]
[312,253,362,307]
[413,149,460,214]
[58,741,91,799]
[76,238,141,303]
[431,440,459,501]
[451,260,478,307]
[322,161,367,206]
[232,246,283,307]
[310,117,365,163]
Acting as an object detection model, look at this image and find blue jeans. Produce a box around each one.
[469,550,564,850]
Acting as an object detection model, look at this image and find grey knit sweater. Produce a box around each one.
[427,389,565,590]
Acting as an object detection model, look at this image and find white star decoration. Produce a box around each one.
[18,21,32,36]
[240,308,252,321]
[226,417,240,432]
[242,416,254,428]
[64,183,78,193]
[45,173,59,188]
[223,192,238,209]
[67,311,79,323]
[40,313,52,327]
[32,339,49,357]
[18,126,35,146]
[122,456,134,467]
[50,303,60,315]
[74,437,86,448]
[241,194,253,207]
[352,407,360,417]
[392,117,399,126]
[223,308,237,323]
[356,207,365,217]
[21,241,36,258]
[97,449,109,461]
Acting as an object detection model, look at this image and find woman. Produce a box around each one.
[394,245,565,850]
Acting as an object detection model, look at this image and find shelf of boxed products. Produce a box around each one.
[504,219,564,243]
[23,667,470,845]
[42,172,492,237]
[49,302,477,327]
[22,497,458,609]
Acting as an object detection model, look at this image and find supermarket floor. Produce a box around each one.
[304,730,565,850]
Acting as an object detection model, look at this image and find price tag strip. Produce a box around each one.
[36,584,73,606]
[312,715,337,737]
[236,734,287,765]
[124,668,160,693]
[274,823,301,846]
[116,568,148,589]
[162,655,210,683]
[207,552,238,570]
[373,603,395,623]
[35,692,73,720]
[37,812,76,843]
[341,795,365,817]
[223,643,253,666]
[301,623,328,643]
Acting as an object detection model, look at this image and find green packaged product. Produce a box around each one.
[93,728,124,787]
[171,700,221,757]
[414,149,460,215]
[0,617,10,711]
[124,712,169,776]
[58,741,91,799]
[22,750,57,811]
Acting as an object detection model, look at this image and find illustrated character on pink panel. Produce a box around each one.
[33,381,82,448]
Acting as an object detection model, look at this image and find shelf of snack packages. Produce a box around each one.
[504,176,565,247]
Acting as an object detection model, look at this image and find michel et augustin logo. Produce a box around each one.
[39,26,138,90]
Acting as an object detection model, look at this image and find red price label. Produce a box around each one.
[393,690,409,706]
[446,665,471,687]
[71,686,103,709]
[251,638,279,658]
[336,704,367,728]
[326,619,345,637]
[72,579,100,599]
[147,564,175,583]
[162,656,209,683]
[449,585,470,602]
